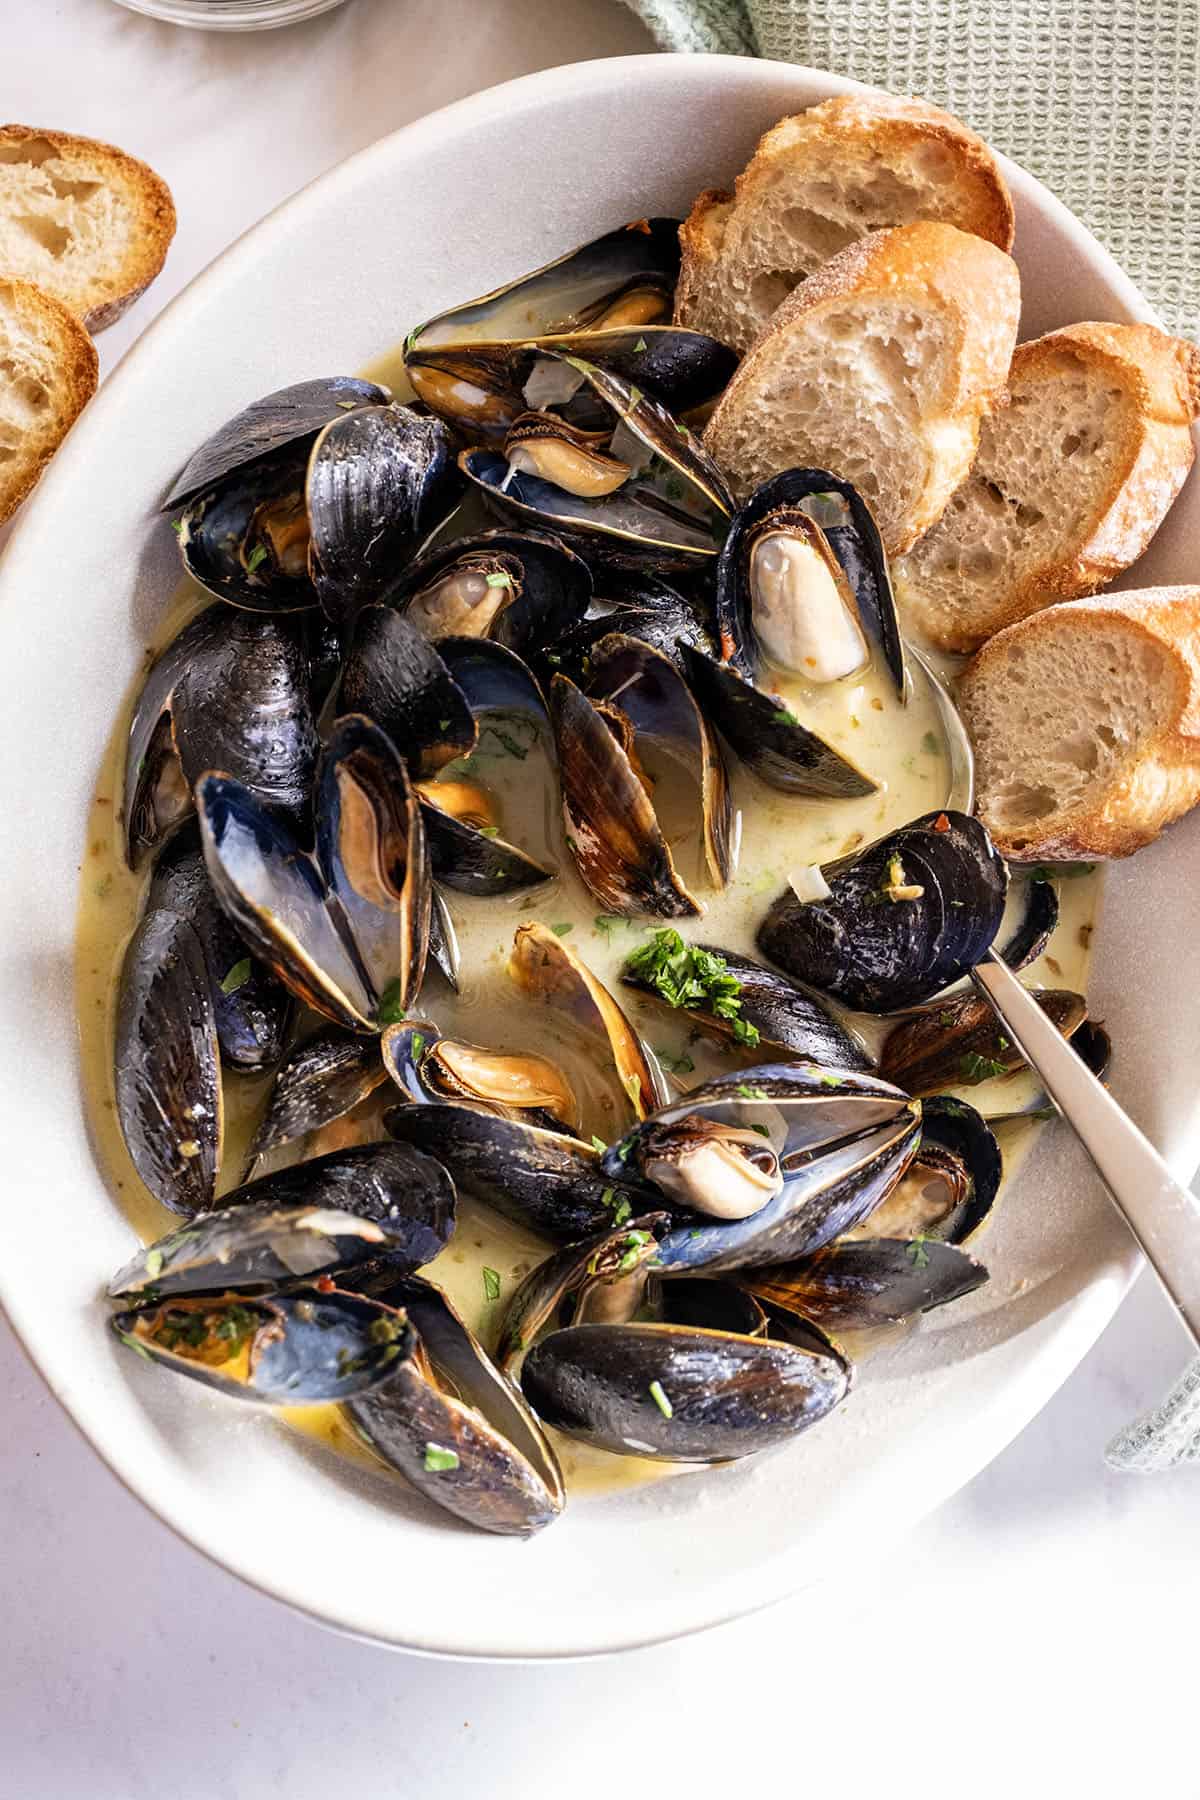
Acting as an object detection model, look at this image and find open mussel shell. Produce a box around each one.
[386,528,591,657]
[586,632,734,889]
[245,1027,386,1169]
[179,448,316,613]
[150,823,293,1075]
[306,404,461,630]
[740,1236,988,1333]
[115,907,222,1217]
[460,356,733,572]
[124,607,318,868]
[655,1276,768,1337]
[757,810,1008,1013]
[163,376,390,513]
[521,1317,850,1463]
[108,1199,409,1303]
[382,1019,581,1136]
[860,1095,1002,1245]
[621,942,872,1071]
[112,1287,415,1405]
[495,1213,670,1374]
[340,605,476,775]
[715,469,907,697]
[419,794,554,896]
[427,888,460,990]
[550,673,701,917]
[678,640,876,799]
[602,1065,923,1273]
[880,987,1087,1097]
[998,872,1060,972]
[346,1276,564,1536]
[509,921,668,1119]
[384,1103,661,1242]
[534,578,717,688]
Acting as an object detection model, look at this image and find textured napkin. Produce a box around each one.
[622,0,1200,1468]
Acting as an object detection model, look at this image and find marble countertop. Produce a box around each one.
[4,4,1197,1793]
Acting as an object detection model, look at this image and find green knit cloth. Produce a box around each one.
[621,0,1200,341]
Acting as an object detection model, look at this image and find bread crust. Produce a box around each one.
[702,220,1020,551]
[0,124,176,331]
[900,322,1200,651]
[675,94,1014,351]
[960,585,1200,859]
[0,276,98,523]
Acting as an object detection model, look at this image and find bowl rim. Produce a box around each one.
[0,52,1188,1660]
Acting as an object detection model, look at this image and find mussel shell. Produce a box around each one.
[756,810,1007,1013]
[218,1141,456,1271]
[621,943,872,1071]
[150,823,293,1075]
[494,1213,670,1373]
[521,1320,850,1462]
[340,605,476,775]
[740,1237,988,1332]
[427,888,460,990]
[678,641,876,799]
[998,873,1060,972]
[656,1276,768,1337]
[115,907,222,1217]
[879,988,1087,1097]
[716,469,906,696]
[384,1103,662,1242]
[550,674,701,918]
[307,404,461,630]
[420,799,554,896]
[603,1064,922,1273]
[108,1199,404,1302]
[245,1027,386,1167]
[385,528,591,657]
[509,920,668,1119]
[862,1094,1002,1244]
[124,608,318,868]
[533,581,716,687]
[179,449,315,613]
[163,376,389,512]
[346,1275,564,1536]
[112,1287,415,1405]
[381,1019,577,1136]
[587,632,734,889]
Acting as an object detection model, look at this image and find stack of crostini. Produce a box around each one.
[677,93,1200,864]
[0,125,175,525]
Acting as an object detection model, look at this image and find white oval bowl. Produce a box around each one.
[2,54,1198,1660]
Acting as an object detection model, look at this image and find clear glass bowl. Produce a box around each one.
[113,0,352,28]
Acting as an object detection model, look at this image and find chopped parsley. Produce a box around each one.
[169,518,183,537]
[906,1238,931,1269]
[219,958,252,995]
[590,1135,607,1153]
[409,1031,426,1062]
[655,1045,695,1075]
[245,543,269,575]
[479,825,500,837]
[735,1083,768,1100]
[482,1267,502,1302]
[485,570,513,589]
[593,915,624,939]
[921,731,940,755]
[1028,862,1096,882]
[625,929,760,1046]
[772,708,799,726]
[616,1229,653,1272]
[423,1444,460,1473]
[959,1050,1010,1083]
[648,1379,673,1418]
[633,337,648,353]
[143,1249,164,1280]
[376,979,405,1026]
[601,1186,632,1226]
[550,922,573,937]
[627,385,643,408]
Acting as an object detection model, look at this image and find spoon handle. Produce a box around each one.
[970,950,1200,1351]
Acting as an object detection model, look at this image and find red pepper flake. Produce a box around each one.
[719,629,737,662]
[315,1274,335,1293]
[933,813,951,832]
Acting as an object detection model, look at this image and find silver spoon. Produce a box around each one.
[971,950,1200,1349]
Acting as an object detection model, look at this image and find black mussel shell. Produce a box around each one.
[427,888,460,990]
[245,1027,386,1168]
[108,1198,412,1302]
[124,608,318,868]
[419,798,554,896]
[346,1276,564,1536]
[150,823,293,1075]
[741,1237,988,1332]
[862,1095,1002,1244]
[521,1318,850,1462]
[655,1275,768,1337]
[621,941,872,1071]
[385,528,591,658]
[381,1018,579,1136]
[384,1103,662,1242]
[302,611,344,719]
[998,872,1061,972]
[115,907,222,1217]
[163,377,389,512]
[879,988,1087,1097]
[340,605,476,775]
[586,632,734,890]
[757,810,1008,1012]
[715,469,906,696]
[179,449,316,613]
[495,1213,670,1373]
[603,1064,922,1273]
[307,404,461,630]
[550,674,701,917]
[533,581,716,685]
[678,640,876,799]
[112,1287,415,1405]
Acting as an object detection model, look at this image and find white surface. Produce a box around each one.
[1,0,1197,1783]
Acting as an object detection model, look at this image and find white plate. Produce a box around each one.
[2,55,1198,1660]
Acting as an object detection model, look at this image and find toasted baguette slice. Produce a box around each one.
[703,221,1020,553]
[896,324,1200,652]
[0,125,175,331]
[958,586,1200,859]
[0,277,98,523]
[676,95,1014,355]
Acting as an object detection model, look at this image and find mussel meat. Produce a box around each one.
[386,527,591,657]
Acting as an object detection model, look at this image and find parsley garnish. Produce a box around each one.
[245,543,269,575]
[409,1031,426,1061]
[616,1230,652,1272]
[144,1249,164,1280]
[633,337,648,353]
[625,930,760,1045]
[772,708,799,726]
[376,979,405,1026]
[906,1238,931,1269]
[482,1267,501,1302]
[219,958,252,995]
[921,731,940,754]
[959,1050,1010,1083]
[648,1380,673,1418]
[590,1136,607,1153]
[485,570,512,589]
[550,922,573,936]
[655,1046,695,1075]
[423,1444,459,1473]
